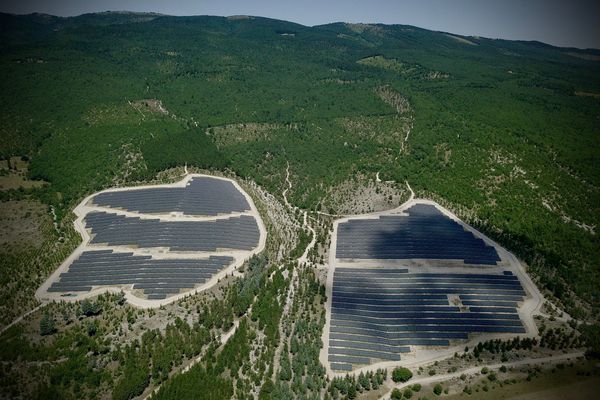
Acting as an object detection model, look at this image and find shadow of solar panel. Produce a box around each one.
[92,177,250,216]
[49,250,234,299]
[336,205,500,265]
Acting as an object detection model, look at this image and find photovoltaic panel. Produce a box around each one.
[336,204,500,265]
[328,268,526,371]
[48,250,233,299]
[92,177,250,216]
[84,212,260,252]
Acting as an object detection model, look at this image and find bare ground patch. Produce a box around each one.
[445,33,478,45]
[130,99,169,115]
[0,158,45,191]
[575,91,600,98]
[0,200,48,248]
[322,174,408,215]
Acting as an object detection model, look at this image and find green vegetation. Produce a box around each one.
[329,369,387,399]
[0,12,597,318]
[392,366,414,383]
[39,312,55,336]
[0,10,599,400]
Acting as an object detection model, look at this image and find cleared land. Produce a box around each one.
[323,199,543,375]
[37,174,266,306]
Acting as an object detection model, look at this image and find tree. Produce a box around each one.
[392,367,413,383]
[259,379,274,400]
[87,321,97,336]
[433,384,443,396]
[40,313,56,336]
[347,383,357,399]
[391,388,403,400]
[358,372,370,391]
[80,299,101,317]
[115,291,126,306]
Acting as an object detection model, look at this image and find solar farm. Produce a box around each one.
[324,200,540,373]
[37,175,266,306]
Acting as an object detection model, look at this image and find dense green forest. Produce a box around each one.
[1,11,597,314]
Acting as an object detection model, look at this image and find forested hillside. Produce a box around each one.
[1,12,598,317]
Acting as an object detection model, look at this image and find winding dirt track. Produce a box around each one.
[0,303,46,335]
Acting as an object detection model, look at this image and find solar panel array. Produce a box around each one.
[336,204,500,265]
[328,267,526,371]
[48,250,234,299]
[85,211,260,252]
[92,177,250,216]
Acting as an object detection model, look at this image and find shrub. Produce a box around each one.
[412,383,421,392]
[433,383,443,395]
[392,367,413,383]
[391,388,403,400]
[403,388,413,399]
[499,365,507,373]
[481,367,489,374]
[87,321,97,336]
[81,300,101,317]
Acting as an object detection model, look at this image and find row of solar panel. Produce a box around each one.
[92,177,250,216]
[48,250,233,299]
[331,322,526,334]
[85,212,260,252]
[332,309,520,321]
[335,270,512,278]
[336,205,499,264]
[332,303,518,314]
[329,269,526,370]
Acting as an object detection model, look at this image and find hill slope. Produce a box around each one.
[0,12,598,316]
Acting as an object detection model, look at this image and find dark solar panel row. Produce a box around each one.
[332,309,520,321]
[328,355,371,365]
[48,250,233,299]
[329,346,403,361]
[85,212,260,252]
[331,319,526,334]
[328,269,526,370]
[330,363,352,372]
[92,177,250,216]
[330,325,472,340]
[331,332,458,346]
[336,272,517,280]
[335,204,500,265]
[332,303,461,313]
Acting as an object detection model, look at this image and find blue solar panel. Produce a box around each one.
[48,250,233,299]
[335,205,501,265]
[328,269,527,371]
[92,177,250,216]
